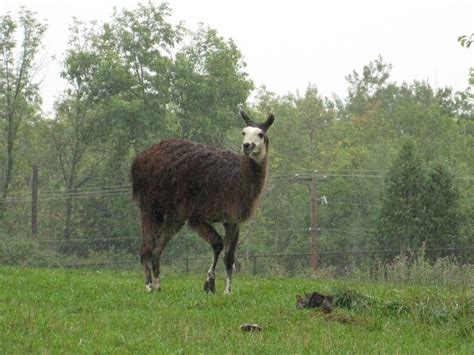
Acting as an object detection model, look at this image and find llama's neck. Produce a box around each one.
[240,155,268,186]
[238,146,268,221]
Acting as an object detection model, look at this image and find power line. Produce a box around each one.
[40,184,131,193]
[320,228,374,236]
[1,169,472,202]
[330,201,382,208]
[1,188,131,202]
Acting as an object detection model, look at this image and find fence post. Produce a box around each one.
[185,257,189,273]
[31,165,38,239]
[253,256,257,276]
[310,176,318,271]
[290,174,327,273]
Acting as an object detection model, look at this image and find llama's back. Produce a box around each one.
[131,139,241,221]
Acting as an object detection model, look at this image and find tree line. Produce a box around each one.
[1,3,472,267]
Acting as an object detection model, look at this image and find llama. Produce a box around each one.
[131,109,274,294]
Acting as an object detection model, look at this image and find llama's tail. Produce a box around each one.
[130,158,141,203]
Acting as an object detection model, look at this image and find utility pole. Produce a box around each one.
[290,173,327,272]
[310,176,318,271]
[31,165,38,239]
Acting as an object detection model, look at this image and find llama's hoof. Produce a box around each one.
[145,285,161,292]
[204,279,215,293]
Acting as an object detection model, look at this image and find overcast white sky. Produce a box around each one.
[2,0,473,115]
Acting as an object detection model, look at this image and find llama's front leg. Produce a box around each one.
[224,223,239,295]
[188,220,223,294]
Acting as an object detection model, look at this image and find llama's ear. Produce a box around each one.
[239,108,254,126]
[262,113,274,131]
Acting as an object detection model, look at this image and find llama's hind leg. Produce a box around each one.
[188,220,223,293]
[149,222,182,291]
[140,249,153,292]
[223,223,239,295]
[139,208,168,292]
[139,209,157,292]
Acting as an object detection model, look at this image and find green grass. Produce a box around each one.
[0,267,472,354]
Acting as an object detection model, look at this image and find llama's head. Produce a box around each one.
[239,109,274,163]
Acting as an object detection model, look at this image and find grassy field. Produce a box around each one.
[0,266,472,354]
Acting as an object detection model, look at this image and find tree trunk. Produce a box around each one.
[0,123,15,219]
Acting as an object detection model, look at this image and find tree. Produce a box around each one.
[293,84,335,164]
[49,20,115,243]
[0,9,46,215]
[422,164,462,249]
[102,1,184,145]
[377,140,427,251]
[49,100,108,243]
[48,3,184,243]
[345,55,393,116]
[172,25,253,146]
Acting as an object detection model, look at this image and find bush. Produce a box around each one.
[0,234,62,267]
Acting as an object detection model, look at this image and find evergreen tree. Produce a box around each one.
[377,140,427,250]
[423,164,462,249]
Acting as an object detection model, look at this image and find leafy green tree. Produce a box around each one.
[172,25,253,146]
[74,2,185,159]
[49,19,120,243]
[345,55,393,116]
[0,9,46,215]
[293,84,335,164]
[50,89,108,242]
[46,3,184,244]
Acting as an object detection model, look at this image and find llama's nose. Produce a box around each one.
[243,143,253,155]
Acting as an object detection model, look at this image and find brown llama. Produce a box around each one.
[131,109,274,294]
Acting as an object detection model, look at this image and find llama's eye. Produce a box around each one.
[242,132,245,136]
[258,133,264,139]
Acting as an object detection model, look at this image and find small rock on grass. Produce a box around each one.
[240,323,262,332]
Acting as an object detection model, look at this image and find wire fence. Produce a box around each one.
[1,170,472,287]
[55,246,473,271]
[28,246,472,288]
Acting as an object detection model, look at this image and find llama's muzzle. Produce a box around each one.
[243,143,255,155]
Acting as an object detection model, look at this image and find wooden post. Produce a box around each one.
[31,165,38,239]
[289,174,327,273]
[310,176,318,271]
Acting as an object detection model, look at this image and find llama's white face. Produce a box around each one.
[241,126,266,162]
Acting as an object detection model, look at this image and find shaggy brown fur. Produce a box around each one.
[131,110,274,293]
[132,139,267,223]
